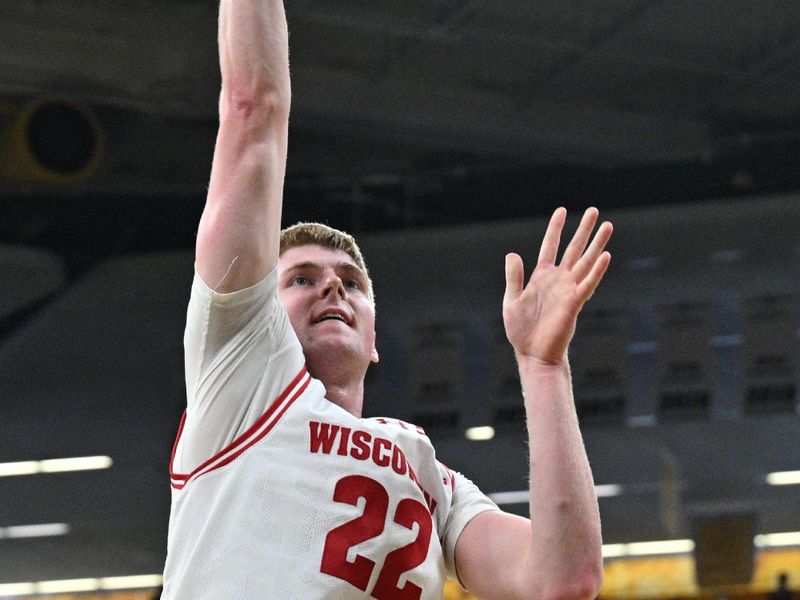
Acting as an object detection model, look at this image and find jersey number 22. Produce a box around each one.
[321,474,433,599]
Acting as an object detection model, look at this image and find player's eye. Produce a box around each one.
[292,276,310,286]
[344,279,361,290]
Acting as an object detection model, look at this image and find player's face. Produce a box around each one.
[277,245,378,368]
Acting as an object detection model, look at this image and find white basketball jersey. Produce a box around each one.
[161,270,498,599]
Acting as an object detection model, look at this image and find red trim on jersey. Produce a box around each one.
[168,411,188,480]
[169,365,310,489]
[439,462,456,493]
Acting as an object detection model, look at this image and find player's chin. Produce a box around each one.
[314,320,363,342]
[304,333,360,355]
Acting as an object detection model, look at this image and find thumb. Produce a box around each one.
[504,253,524,302]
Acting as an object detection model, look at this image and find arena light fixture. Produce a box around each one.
[490,483,623,506]
[36,579,100,594]
[100,574,164,590]
[594,484,624,497]
[754,531,800,548]
[0,574,163,597]
[0,523,70,539]
[0,455,112,477]
[0,582,36,596]
[766,470,800,486]
[602,530,800,559]
[488,490,529,505]
[39,455,113,473]
[0,461,38,477]
[602,539,695,558]
[464,426,495,441]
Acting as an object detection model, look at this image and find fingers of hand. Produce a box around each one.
[537,207,567,265]
[560,207,599,269]
[573,221,613,282]
[504,253,524,301]
[576,251,612,303]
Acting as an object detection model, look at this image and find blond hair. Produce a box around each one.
[279,222,374,305]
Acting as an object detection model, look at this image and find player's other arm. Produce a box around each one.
[455,208,611,600]
[196,0,290,293]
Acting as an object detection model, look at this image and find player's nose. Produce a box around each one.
[320,272,345,299]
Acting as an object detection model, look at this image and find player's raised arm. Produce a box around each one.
[196,0,290,292]
[454,208,611,600]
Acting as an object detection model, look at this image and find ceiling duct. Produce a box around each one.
[0,97,103,186]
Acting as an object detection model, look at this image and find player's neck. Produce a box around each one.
[307,358,366,417]
[322,382,364,417]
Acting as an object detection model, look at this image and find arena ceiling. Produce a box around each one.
[1,0,799,590]
[2,0,800,239]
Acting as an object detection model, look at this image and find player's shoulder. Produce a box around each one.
[360,416,437,459]
[362,416,429,439]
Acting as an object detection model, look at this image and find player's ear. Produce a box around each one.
[370,334,379,364]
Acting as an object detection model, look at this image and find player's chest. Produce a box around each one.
[249,417,448,599]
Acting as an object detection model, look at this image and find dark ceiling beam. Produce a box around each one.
[291,65,710,165]
[523,0,661,96]
[294,9,762,86]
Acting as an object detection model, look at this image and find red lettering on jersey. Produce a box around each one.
[439,463,456,492]
[308,419,439,516]
[373,418,426,437]
[427,496,438,514]
[391,445,407,476]
[350,430,372,460]
[372,437,391,467]
[337,427,352,456]
[309,421,340,454]
[406,465,437,514]
[407,464,419,486]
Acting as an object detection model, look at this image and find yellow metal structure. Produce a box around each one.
[0,97,103,185]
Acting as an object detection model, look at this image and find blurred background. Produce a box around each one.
[1,0,799,598]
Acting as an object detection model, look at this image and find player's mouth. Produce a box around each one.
[312,308,352,326]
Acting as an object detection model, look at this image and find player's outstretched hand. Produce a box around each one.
[503,207,613,365]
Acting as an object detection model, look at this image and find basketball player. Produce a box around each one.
[161,1,610,599]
